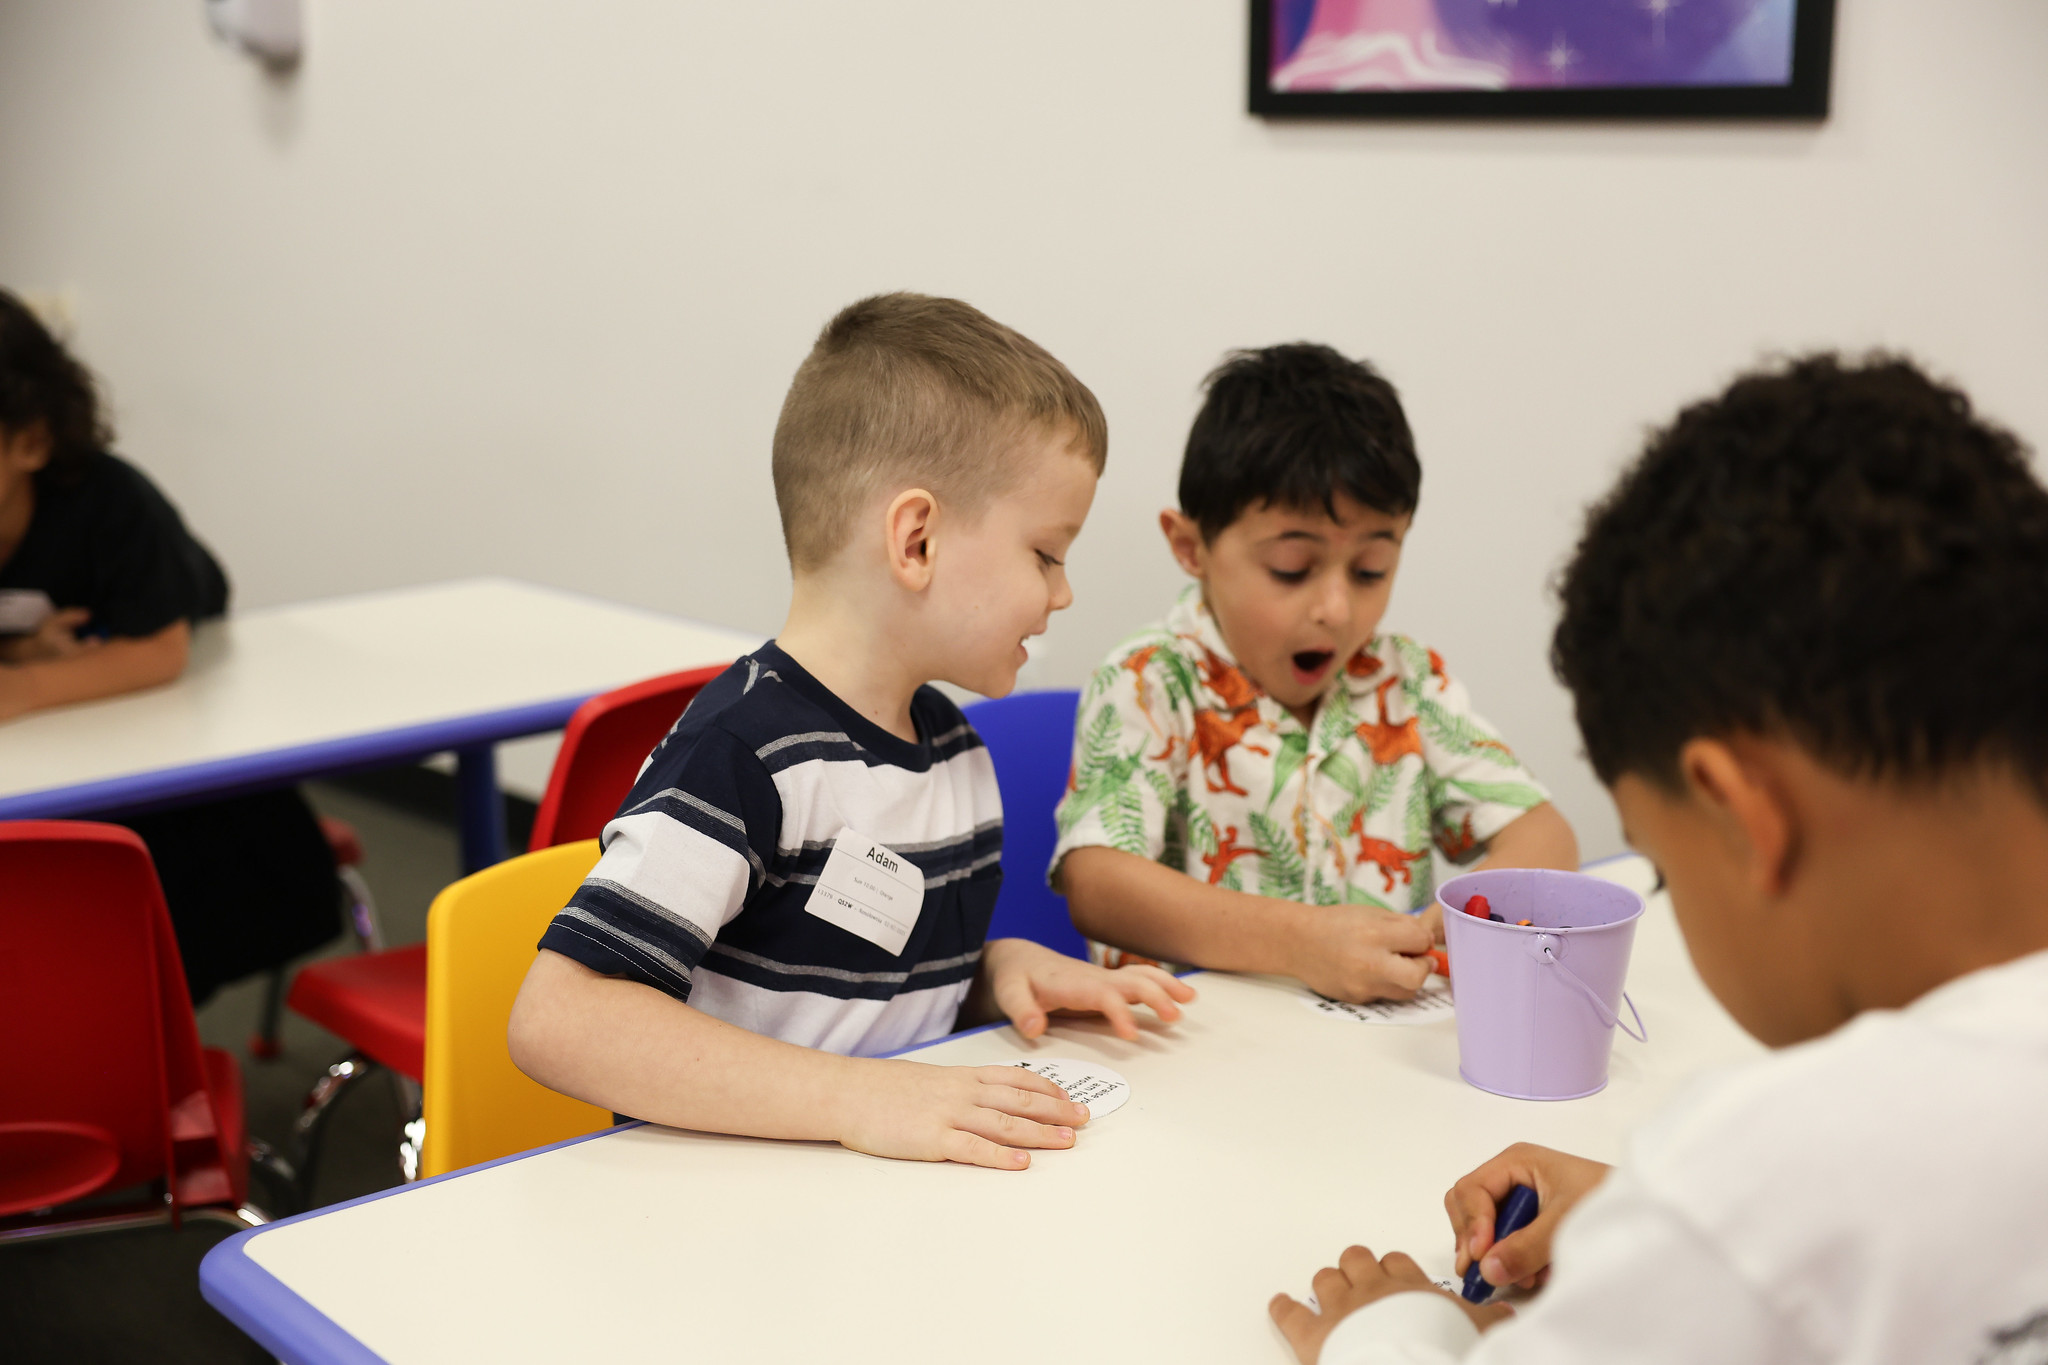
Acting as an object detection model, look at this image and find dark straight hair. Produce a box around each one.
[1180,343,1420,540]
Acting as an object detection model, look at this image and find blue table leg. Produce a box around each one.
[455,744,508,873]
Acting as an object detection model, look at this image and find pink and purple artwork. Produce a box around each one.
[1253,0,1832,117]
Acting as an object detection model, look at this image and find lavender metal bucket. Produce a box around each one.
[1439,869,1648,1101]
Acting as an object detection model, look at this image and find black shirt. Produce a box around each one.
[0,451,229,639]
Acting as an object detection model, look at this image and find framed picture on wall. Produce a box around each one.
[1250,0,1836,120]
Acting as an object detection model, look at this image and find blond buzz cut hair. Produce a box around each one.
[771,292,1108,572]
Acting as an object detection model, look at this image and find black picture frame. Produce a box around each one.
[1249,0,1835,120]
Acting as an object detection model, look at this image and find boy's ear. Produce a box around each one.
[1159,509,1205,578]
[885,488,939,592]
[1678,737,1800,898]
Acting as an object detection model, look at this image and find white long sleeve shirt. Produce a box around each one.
[1322,948,2048,1365]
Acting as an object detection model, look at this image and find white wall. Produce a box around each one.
[3,1,2045,850]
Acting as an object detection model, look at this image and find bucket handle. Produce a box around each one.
[1537,940,1648,1043]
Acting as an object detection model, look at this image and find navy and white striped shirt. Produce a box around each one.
[537,643,1003,1057]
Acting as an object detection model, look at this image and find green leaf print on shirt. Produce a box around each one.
[1248,811,1305,901]
[1153,644,1203,716]
[1102,782,1150,858]
[1320,750,1366,800]
[1268,730,1309,807]
[1446,777,1546,808]
[1057,706,1144,837]
[1416,695,1517,762]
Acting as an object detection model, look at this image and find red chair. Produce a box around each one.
[525,664,727,849]
[280,664,727,1199]
[0,822,268,1242]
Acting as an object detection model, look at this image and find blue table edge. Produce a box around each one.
[0,693,594,823]
[199,854,1650,1363]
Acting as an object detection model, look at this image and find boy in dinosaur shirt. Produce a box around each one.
[1051,344,1579,1003]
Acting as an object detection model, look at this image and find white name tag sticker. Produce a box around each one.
[803,829,925,957]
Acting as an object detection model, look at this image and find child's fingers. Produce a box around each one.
[1267,1293,1315,1349]
[1380,912,1435,955]
[1086,985,1141,1040]
[1127,965,1199,1002]
[1374,1250,1431,1290]
[960,1105,1076,1151]
[989,973,1049,1040]
[1377,950,1433,998]
[941,1129,1032,1170]
[978,1081,1088,1126]
[1444,1182,1498,1272]
[1114,970,1187,1024]
[1478,1218,1559,1290]
[973,1065,1067,1101]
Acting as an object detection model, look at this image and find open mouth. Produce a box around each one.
[1290,650,1334,683]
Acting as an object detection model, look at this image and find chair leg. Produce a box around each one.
[291,1052,377,1209]
[393,1073,424,1182]
[248,968,288,1059]
[339,865,384,951]
[247,1137,299,1216]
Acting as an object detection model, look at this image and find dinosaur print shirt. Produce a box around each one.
[1051,585,1549,959]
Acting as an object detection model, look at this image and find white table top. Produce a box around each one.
[0,578,760,813]
[230,856,1764,1365]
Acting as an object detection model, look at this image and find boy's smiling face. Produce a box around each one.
[928,427,1098,699]
[1162,495,1410,721]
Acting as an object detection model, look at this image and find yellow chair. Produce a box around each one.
[420,839,613,1178]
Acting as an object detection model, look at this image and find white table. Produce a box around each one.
[0,578,759,869]
[200,856,1765,1363]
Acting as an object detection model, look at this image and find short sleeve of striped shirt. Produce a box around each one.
[537,723,780,1001]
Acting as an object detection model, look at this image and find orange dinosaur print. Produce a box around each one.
[1350,817,1425,893]
[1435,814,1477,861]
[1356,676,1424,765]
[1192,707,1269,794]
[1346,647,1384,678]
[1120,644,1178,761]
[1122,644,1160,711]
[1471,737,1516,759]
[1197,646,1262,712]
[1202,824,1265,885]
[1427,649,1451,688]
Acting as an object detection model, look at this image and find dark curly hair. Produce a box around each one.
[1553,353,2048,804]
[0,289,111,482]
[1180,343,1420,539]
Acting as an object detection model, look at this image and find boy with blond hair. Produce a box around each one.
[1054,344,1577,1003]
[509,293,1193,1170]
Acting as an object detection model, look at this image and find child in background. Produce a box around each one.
[508,293,1195,1170]
[1272,355,2048,1363]
[0,288,340,1004]
[1053,345,1576,1003]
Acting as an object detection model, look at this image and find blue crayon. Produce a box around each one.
[1461,1184,1540,1304]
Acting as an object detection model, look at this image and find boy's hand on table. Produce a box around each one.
[1270,1245,1514,1363]
[1445,1143,1612,1293]
[1289,905,1435,1003]
[982,936,1195,1040]
[834,1059,1089,1170]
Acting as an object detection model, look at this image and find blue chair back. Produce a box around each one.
[962,689,1087,959]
